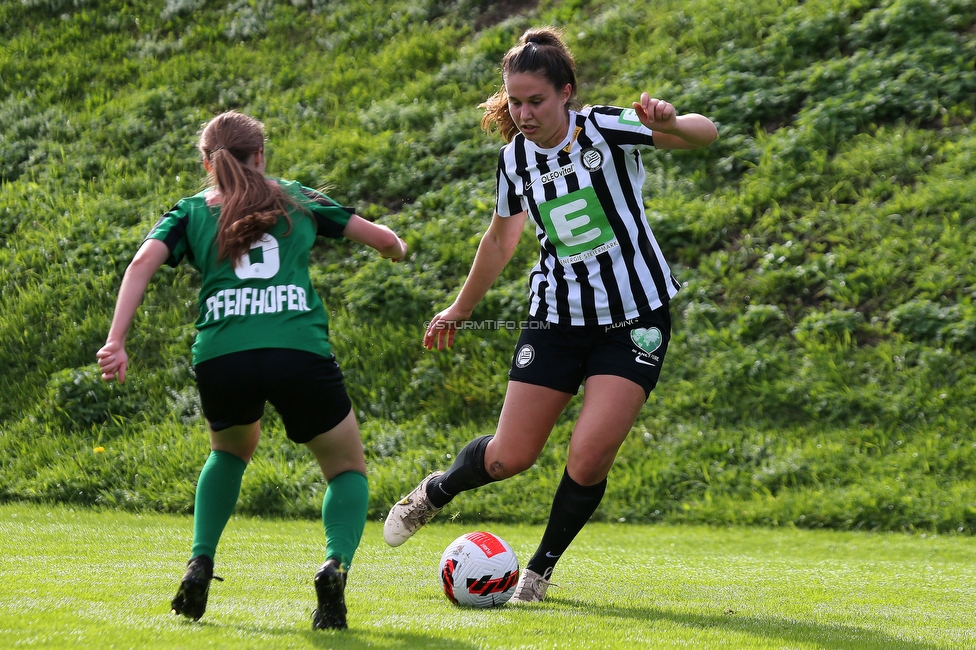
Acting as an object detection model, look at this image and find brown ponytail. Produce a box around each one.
[480,27,580,142]
[197,111,294,266]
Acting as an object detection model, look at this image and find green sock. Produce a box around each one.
[322,471,369,570]
[190,450,247,560]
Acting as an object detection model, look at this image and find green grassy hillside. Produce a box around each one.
[2,0,975,532]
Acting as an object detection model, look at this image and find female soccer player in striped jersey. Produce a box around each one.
[384,27,717,602]
[97,111,407,628]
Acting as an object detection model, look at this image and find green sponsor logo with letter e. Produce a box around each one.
[538,187,617,264]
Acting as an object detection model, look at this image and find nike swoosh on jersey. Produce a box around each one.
[635,356,657,367]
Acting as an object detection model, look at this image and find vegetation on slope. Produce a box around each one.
[1,0,974,531]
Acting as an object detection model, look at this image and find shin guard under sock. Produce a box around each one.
[525,468,607,577]
[191,450,247,560]
[323,471,369,570]
[427,435,495,509]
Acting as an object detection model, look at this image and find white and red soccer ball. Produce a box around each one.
[438,531,519,607]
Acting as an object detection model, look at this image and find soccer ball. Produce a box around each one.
[438,531,519,607]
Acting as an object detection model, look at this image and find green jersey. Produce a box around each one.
[147,179,352,364]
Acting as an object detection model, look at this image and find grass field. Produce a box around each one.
[1,503,972,649]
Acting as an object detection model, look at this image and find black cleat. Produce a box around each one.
[312,558,348,630]
[171,555,223,621]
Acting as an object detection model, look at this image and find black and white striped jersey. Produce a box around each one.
[495,105,680,326]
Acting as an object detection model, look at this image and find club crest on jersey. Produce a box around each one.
[580,147,603,171]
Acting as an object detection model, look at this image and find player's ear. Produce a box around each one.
[559,83,573,104]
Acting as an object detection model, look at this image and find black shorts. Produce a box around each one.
[194,348,352,444]
[508,307,671,399]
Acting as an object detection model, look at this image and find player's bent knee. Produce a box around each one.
[486,456,534,480]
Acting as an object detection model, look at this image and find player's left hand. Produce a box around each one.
[96,341,129,383]
[633,92,677,132]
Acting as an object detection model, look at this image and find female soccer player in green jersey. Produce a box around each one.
[97,110,406,629]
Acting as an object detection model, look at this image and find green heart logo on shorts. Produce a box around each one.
[631,327,662,354]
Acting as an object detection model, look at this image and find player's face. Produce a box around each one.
[506,71,572,149]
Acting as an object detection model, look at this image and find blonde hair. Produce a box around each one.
[480,27,580,142]
[197,111,294,266]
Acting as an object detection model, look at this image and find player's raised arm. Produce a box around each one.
[632,92,718,150]
[342,214,407,261]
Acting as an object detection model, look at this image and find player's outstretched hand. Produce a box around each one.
[96,341,129,383]
[423,304,472,351]
[382,237,408,262]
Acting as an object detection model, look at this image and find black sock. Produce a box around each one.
[525,468,607,578]
[426,435,495,509]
